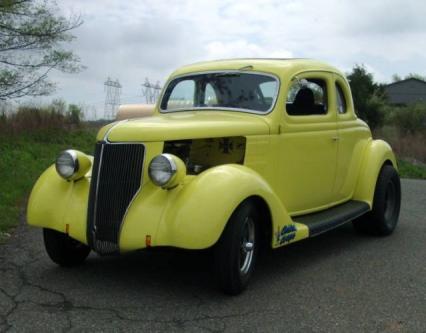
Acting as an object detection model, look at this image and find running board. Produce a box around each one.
[293,200,370,237]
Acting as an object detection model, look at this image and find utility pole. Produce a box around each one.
[104,77,122,119]
[141,78,162,104]
[91,105,97,121]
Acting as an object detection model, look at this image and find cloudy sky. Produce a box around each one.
[43,0,426,118]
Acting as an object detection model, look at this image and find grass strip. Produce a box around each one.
[0,128,97,239]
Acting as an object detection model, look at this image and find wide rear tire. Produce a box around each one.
[43,228,91,267]
[353,165,401,236]
[214,200,259,295]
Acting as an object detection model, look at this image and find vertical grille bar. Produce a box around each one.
[87,142,145,254]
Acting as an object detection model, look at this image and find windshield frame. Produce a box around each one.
[159,70,281,115]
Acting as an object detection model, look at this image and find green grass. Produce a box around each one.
[0,128,97,239]
[398,159,426,180]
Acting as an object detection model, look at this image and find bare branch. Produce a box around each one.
[0,59,51,67]
[0,0,83,99]
[0,63,57,99]
[0,18,82,38]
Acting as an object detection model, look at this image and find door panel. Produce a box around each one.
[279,125,338,214]
[279,72,338,215]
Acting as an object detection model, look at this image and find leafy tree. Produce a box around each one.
[347,64,385,129]
[388,103,426,135]
[392,74,401,82]
[68,103,81,125]
[0,0,83,100]
[405,73,426,81]
[364,93,385,130]
[391,73,426,82]
[50,98,67,115]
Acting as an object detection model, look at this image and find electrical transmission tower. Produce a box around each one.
[141,78,162,104]
[104,77,122,119]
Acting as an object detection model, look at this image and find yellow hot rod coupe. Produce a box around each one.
[28,59,401,295]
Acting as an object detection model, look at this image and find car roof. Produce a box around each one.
[170,58,344,79]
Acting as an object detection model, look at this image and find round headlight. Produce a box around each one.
[148,154,177,187]
[55,150,78,179]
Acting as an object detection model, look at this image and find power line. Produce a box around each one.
[104,77,122,120]
[141,78,162,104]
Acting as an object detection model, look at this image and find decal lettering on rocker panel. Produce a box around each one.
[276,224,297,245]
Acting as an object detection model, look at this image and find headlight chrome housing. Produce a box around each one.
[149,153,186,189]
[56,150,78,179]
[55,149,91,180]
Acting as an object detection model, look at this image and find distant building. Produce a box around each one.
[384,78,426,105]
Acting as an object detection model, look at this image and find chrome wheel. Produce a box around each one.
[240,217,255,275]
[214,201,259,294]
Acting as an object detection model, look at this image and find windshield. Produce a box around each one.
[160,72,279,113]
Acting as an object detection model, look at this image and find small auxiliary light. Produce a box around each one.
[145,235,152,247]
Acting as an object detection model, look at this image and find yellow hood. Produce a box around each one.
[104,111,270,142]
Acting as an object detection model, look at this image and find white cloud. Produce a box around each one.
[204,40,293,60]
[34,0,426,118]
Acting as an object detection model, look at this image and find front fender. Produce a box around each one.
[27,165,90,245]
[353,139,398,207]
[120,164,293,250]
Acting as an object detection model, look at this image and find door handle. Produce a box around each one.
[332,136,339,141]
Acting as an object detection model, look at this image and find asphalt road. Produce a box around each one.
[1,179,425,332]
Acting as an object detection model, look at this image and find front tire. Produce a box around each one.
[214,201,259,295]
[353,165,401,235]
[43,228,91,267]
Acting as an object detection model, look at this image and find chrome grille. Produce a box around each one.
[87,142,145,254]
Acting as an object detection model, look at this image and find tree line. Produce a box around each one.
[347,65,426,135]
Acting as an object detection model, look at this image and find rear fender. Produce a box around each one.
[353,139,397,207]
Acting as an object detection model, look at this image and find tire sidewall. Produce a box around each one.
[372,165,401,235]
[43,228,90,266]
[214,200,259,294]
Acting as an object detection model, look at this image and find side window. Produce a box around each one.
[336,83,347,114]
[286,78,328,116]
[203,83,218,106]
[167,80,195,109]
